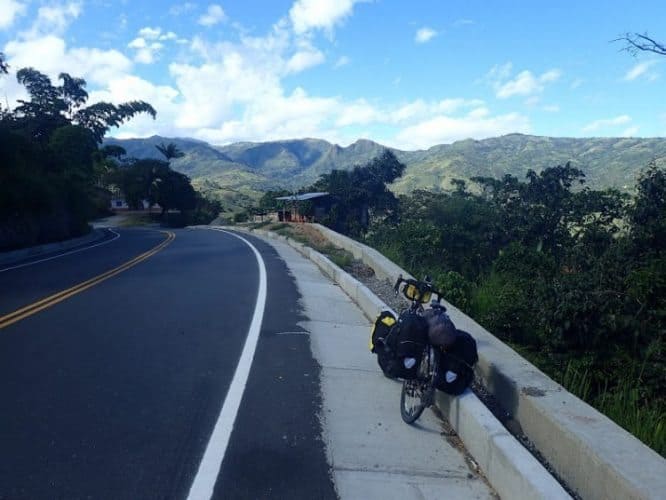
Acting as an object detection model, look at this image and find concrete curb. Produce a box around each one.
[307,224,666,500]
[220,225,571,500]
[0,228,109,267]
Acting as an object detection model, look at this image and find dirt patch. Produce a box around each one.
[275,223,332,249]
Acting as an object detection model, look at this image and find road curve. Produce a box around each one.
[0,227,335,499]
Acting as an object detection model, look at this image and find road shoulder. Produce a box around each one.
[265,235,497,500]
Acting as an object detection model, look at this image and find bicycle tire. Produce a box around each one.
[400,378,427,423]
[399,346,436,424]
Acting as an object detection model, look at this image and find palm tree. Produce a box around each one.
[155,142,185,162]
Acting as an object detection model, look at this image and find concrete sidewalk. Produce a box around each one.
[268,237,497,499]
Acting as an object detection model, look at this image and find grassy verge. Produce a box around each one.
[251,222,356,272]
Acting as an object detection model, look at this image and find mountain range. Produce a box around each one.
[104,134,666,208]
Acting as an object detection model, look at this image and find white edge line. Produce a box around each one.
[186,228,267,500]
[0,229,121,273]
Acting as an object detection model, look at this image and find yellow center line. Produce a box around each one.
[0,231,175,330]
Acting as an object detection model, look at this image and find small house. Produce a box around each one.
[274,192,330,223]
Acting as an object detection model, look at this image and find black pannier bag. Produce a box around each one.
[370,310,428,379]
[434,329,478,395]
[370,310,396,353]
[394,311,429,360]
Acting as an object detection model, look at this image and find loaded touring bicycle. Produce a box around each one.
[370,275,478,424]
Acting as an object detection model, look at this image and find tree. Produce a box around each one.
[154,169,196,214]
[313,149,406,236]
[74,101,156,142]
[155,142,185,162]
[1,63,157,249]
[472,163,587,254]
[11,68,156,143]
[58,73,88,119]
[616,32,666,56]
[630,161,666,252]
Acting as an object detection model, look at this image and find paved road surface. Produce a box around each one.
[1,226,497,500]
[0,228,335,499]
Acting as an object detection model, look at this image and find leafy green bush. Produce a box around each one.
[360,164,666,455]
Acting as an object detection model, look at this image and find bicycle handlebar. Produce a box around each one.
[393,274,446,304]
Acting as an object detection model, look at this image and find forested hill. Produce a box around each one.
[394,134,666,193]
[105,134,666,194]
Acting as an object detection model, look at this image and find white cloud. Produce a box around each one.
[621,126,639,137]
[543,105,560,112]
[194,87,341,144]
[160,31,178,41]
[0,0,26,30]
[139,27,162,40]
[540,69,560,83]
[128,28,179,64]
[415,27,437,44]
[128,37,147,49]
[435,98,484,114]
[390,100,428,123]
[89,76,180,137]
[286,47,325,73]
[25,1,82,37]
[493,67,561,99]
[4,35,132,86]
[486,62,513,81]
[335,99,381,126]
[289,0,361,35]
[388,98,484,124]
[395,111,530,149]
[128,39,163,64]
[136,43,164,64]
[624,60,659,81]
[198,4,226,27]
[334,55,350,68]
[582,115,632,133]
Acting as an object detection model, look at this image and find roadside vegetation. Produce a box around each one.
[0,55,221,250]
[247,150,664,456]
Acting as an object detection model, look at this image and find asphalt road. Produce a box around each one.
[0,227,336,499]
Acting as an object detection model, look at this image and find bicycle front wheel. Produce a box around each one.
[400,377,428,423]
[399,346,437,424]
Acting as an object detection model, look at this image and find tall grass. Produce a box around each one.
[560,360,593,401]
[269,225,355,270]
[559,360,665,456]
[595,381,665,457]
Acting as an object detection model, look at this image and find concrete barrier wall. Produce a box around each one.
[308,224,666,500]
[225,225,571,500]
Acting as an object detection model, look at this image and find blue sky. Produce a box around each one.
[1,0,664,149]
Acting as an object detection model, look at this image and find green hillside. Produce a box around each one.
[106,134,666,199]
[216,137,386,187]
[394,134,666,193]
[104,136,273,210]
